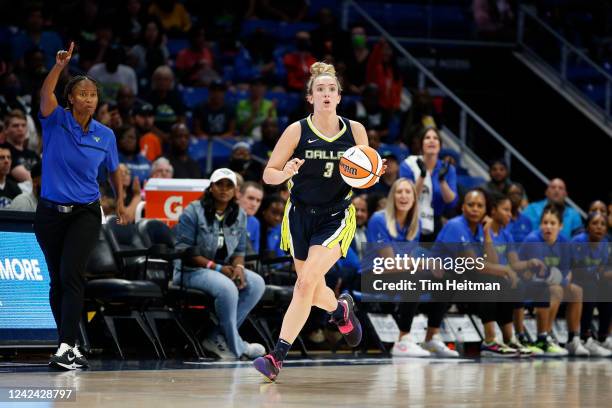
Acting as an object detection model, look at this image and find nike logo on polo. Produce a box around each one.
[331,211,341,217]
[307,139,318,144]
[93,136,100,143]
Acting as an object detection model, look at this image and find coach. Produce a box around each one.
[35,42,127,370]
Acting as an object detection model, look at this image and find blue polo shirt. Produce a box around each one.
[39,107,119,204]
[434,214,484,257]
[571,232,608,281]
[366,210,421,243]
[247,215,260,253]
[490,226,515,265]
[506,212,532,244]
[399,158,458,216]
[518,230,571,284]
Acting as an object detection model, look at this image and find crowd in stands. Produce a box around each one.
[0,1,611,360]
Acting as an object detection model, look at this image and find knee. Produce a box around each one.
[568,284,583,302]
[294,275,317,298]
[244,270,265,298]
[549,285,563,300]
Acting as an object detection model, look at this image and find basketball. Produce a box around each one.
[339,145,383,189]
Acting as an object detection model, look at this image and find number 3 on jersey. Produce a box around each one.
[323,162,334,178]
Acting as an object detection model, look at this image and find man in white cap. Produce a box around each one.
[173,167,267,359]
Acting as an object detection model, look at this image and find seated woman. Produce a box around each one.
[571,211,612,356]
[367,178,437,357]
[174,168,266,359]
[519,203,586,356]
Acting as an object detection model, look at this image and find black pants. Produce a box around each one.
[34,201,101,346]
[396,302,447,332]
[575,279,612,340]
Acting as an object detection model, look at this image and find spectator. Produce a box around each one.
[0,145,21,208]
[193,80,236,138]
[88,45,138,102]
[588,200,607,216]
[256,193,285,259]
[228,142,263,183]
[234,29,281,84]
[173,168,266,359]
[400,90,440,151]
[146,65,186,135]
[3,109,40,182]
[116,85,136,124]
[94,101,123,131]
[127,17,169,78]
[148,0,192,34]
[0,74,40,152]
[18,48,48,98]
[346,84,391,143]
[238,181,264,254]
[114,163,141,223]
[117,0,147,46]
[236,77,277,136]
[150,157,173,179]
[10,5,63,70]
[366,38,402,111]
[504,182,532,244]
[133,103,163,162]
[116,124,151,185]
[283,32,316,92]
[7,161,41,211]
[400,127,457,241]
[176,25,217,86]
[166,123,201,179]
[367,151,398,197]
[251,118,280,160]
[571,211,612,356]
[310,8,350,61]
[342,26,370,95]
[523,178,582,239]
[351,194,369,260]
[483,159,512,195]
[75,17,115,73]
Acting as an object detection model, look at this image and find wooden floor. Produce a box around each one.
[0,357,611,407]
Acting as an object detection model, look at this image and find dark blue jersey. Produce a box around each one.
[288,115,356,207]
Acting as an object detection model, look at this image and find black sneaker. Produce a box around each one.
[330,293,362,348]
[72,346,89,369]
[49,343,77,371]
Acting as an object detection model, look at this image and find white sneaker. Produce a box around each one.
[583,338,612,357]
[422,335,459,358]
[602,337,612,352]
[201,334,236,360]
[391,334,431,357]
[566,337,590,357]
[243,342,266,359]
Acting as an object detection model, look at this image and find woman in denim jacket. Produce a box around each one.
[174,168,266,359]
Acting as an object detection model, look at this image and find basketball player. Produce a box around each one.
[253,62,385,381]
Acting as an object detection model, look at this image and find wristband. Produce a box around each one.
[206,260,215,269]
[215,264,223,272]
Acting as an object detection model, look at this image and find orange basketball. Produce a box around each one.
[339,145,383,189]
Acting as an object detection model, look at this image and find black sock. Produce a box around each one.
[330,300,346,323]
[271,339,292,362]
[580,332,591,342]
[568,332,577,342]
[537,332,548,342]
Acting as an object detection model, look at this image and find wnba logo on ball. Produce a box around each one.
[163,196,183,219]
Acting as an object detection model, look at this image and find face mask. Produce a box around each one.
[296,39,311,52]
[352,34,366,48]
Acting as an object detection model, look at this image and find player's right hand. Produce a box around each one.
[56,42,74,67]
[282,158,305,178]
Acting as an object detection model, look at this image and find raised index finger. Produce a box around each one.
[67,42,75,57]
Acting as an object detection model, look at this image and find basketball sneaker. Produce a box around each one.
[583,338,612,357]
[506,336,535,357]
[566,337,590,356]
[480,341,519,358]
[243,342,266,359]
[330,293,362,347]
[601,337,612,352]
[201,333,236,360]
[49,343,77,370]
[422,335,459,357]
[72,345,89,368]
[533,337,568,357]
[253,354,282,382]
[391,334,431,357]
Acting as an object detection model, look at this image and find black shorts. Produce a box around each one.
[280,200,356,261]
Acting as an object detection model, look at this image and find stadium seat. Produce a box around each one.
[180,87,209,109]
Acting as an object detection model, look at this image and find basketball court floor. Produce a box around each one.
[1,356,610,407]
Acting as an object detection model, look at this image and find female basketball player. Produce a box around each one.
[253,62,383,381]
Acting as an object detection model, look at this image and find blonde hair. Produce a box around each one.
[306,61,342,95]
[384,178,419,241]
